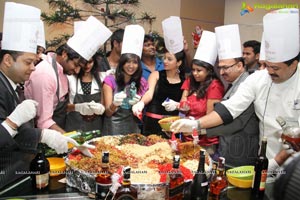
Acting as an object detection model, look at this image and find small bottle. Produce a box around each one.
[96,151,113,200]
[169,155,185,200]
[30,143,50,190]
[209,157,228,199]
[113,166,138,200]
[252,136,269,199]
[276,116,300,151]
[190,149,208,200]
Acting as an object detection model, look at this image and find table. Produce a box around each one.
[0,174,274,200]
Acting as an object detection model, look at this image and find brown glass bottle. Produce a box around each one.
[209,157,228,199]
[96,151,113,200]
[30,143,50,190]
[169,155,185,200]
[252,136,269,199]
[113,166,137,200]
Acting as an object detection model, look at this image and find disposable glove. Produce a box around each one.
[132,101,145,117]
[74,102,94,115]
[41,129,69,154]
[162,99,179,112]
[170,118,199,133]
[66,137,95,157]
[7,99,38,127]
[113,91,127,106]
[88,101,105,115]
[128,94,141,105]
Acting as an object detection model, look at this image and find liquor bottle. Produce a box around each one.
[96,151,113,200]
[252,136,269,199]
[169,155,185,200]
[113,166,138,200]
[276,116,300,151]
[190,149,208,200]
[30,143,50,190]
[209,157,228,199]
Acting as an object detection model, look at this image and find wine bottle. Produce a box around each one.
[30,143,50,190]
[252,136,269,199]
[190,149,208,200]
[276,116,300,151]
[96,151,113,200]
[209,157,228,199]
[169,155,185,200]
[113,166,138,200]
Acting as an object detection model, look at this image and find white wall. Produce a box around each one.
[224,0,300,43]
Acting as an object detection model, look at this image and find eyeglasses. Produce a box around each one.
[217,62,239,71]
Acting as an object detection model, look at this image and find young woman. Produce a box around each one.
[132,50,186,138]
[180,60,224,151]
[102,53,148,135]
[65,55,104,132]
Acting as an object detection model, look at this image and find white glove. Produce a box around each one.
[41,129,69,154]
[74,102,94,115]
[132,101,145,117]
[170,119,199,133]
[88,101,105,115]
[8,99,38,127]
[128,94,141,105]
[113,91,127,106]
[162,99,179,112]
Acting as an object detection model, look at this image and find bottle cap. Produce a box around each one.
[102,151,109,163]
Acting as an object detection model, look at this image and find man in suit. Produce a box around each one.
[0,2,75,189]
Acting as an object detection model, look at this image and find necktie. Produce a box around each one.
[16,84,25,102]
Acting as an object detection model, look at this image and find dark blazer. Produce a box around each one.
[206,72,259,168]
[0,72,42,189]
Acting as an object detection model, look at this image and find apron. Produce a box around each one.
[65,78,102,132]
[102,107,140,136]
[51,56,69,129]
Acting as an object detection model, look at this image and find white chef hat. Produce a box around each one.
[263,8,299,63]
[194,31,217,66]
[67,16,112,61]
[162,16,184,54]
[74,21,85,34]
[37,20,46,49]
[215,24,242,60]
[2,2,41,53]
[121,25,145,58]
[259,32,265,61]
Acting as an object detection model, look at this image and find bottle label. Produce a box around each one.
[115,194,137,200]
[201,181,208,187]
[259,170,267,191]
[96,183,112,199]
[35,173,49,189]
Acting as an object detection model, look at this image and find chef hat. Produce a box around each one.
[259,32,265,61]
[74,21,85,34]
[215,24,242,60]
[67,16,112,61]
[37,20,46,49]
[162,16,184,54]
[194,31,217,66]
[263,8,299,63]
[121,25,145,58]
[2,2,41,53]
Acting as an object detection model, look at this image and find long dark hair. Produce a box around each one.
[115,53,143,92]
[188,59,222,98]
[174,50,186,79]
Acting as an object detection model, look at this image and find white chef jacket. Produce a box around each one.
[67,75,101,104]
[221,65,300,159]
